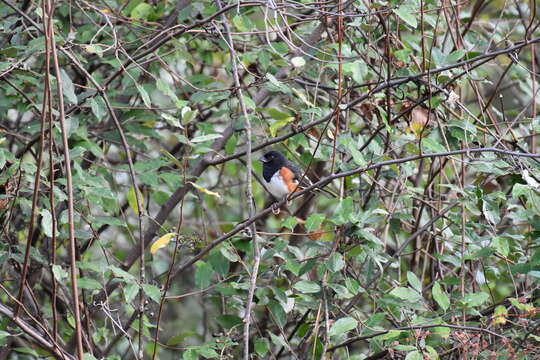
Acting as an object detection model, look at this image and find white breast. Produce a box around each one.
[266,171,291,199]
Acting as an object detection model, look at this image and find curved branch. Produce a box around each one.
[169,147,540,280]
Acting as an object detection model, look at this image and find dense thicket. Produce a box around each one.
[1,0,540,359]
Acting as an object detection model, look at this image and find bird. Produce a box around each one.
[259,150,321,201]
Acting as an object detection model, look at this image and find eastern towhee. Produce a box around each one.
[259,150,308,200]
[259,150,336,207]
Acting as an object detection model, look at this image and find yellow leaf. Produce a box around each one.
[188,182,221,199]
[143,120,157,128]
[127,186,144,215]
[491,305,508,326]
[150,233,176,255]
[409,107,430,137]
[269,118,294,137]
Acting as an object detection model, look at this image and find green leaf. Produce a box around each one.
[41,208,54,237]
[331,197,354,225]
[131,2,153,19]
[460,292,489,308]
[268,300,287,328]
[181,106,198,124]
[127,186,144,215]
[216,314,242,329]
[51,264,68,282]
[268,108,293,121]
[135,83,151,108]
[328,317,358,337]
[255,338,269,356]
[447,49,466,63]
[405,350,423,360]
[269,118,294,137]
[394,6,417,28]
[432,281,450,311]
[266,73,290,94]
[285,259,302,276]
[394,345,417,351]
[492,237,509,257]
[109,265,136,282]
[389,287,422,302]
[14,348,39,356]
[293,280,321,294]
[242,95,256,110]
[195,261,214,289]
[191,134,223,143]
[281,216,298,231]
[208,250,229,276]
[422,138,446,153]
[269,332,288,348]
[60,69,77,104]
[157,78,178,102]
[512,183,530,198]
[220,244,240,262]
[407,271,422,293]
[326,253,345,273]
[196,346,218,358]
[124,283,138,303]
[183,349,198,360]
[305,213,325,232]
[425,345,439,359]
[77,277,102,290]
[142,284,161,303]
[232,14,254,32]
[343,60,367,84]
[225,134,238,155]
[328,283,353,299]
[89,97,107,120]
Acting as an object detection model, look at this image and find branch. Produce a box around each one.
[326,323,507,352]
[46,0,84,357]
[168,147,540,280]
[210,0,259,357]
[206,35,540,166]
[0,303,75,360]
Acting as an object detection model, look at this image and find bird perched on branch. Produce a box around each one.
[259,150,333,213]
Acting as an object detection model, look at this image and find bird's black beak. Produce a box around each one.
[259,155,268,163]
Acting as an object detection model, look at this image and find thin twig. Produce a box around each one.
[47,0,84,357]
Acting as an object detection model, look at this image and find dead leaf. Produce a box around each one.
[150,233,176,255]
[409,107,430,136]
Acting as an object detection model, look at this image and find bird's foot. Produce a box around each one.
[272,203,280,215]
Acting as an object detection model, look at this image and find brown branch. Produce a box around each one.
[206,35,540,167]
[168,147,540,282]
[0,303,75,360]
[47,0,84,357]
[326,323,506,352]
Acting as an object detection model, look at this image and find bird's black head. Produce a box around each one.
[259,150,286,166]
[259,150,286,181]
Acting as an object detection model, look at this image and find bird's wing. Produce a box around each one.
[285,160,313,188]
[285,160,337,198]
